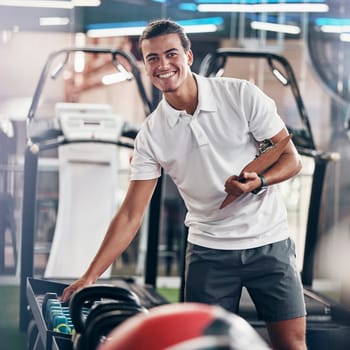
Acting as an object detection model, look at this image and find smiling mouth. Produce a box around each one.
[157,71,176,79]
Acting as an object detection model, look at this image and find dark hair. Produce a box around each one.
[139,19,191,58]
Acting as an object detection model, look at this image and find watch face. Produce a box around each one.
[257,139,273,155]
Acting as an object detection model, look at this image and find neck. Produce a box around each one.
[164,74,198,115]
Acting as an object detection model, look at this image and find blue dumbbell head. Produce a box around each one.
[53,314,72,334]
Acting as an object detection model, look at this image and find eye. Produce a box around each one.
[167,52,177,58]
[146,56,158,63]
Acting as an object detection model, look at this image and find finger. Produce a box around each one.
[60,287,73,303]
[240,171,257,181]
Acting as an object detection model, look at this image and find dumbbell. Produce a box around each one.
[69,284,146,350]
[81,302,147,350]
[42,292,73,334]
[69,284,142,334]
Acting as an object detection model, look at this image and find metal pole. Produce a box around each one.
[19,146,38,331]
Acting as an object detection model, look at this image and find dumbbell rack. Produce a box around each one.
[27,278,73,350]
[26,276,170,350]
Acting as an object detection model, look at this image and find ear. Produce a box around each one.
[187,49,194,66]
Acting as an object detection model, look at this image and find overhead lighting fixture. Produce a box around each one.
[321,25,350,33]
[197,3,329,13]
[179,17,224,33]
[185,24,218,33]
[87,26,146,38]
[316,18,350,33]
[340,33,350,42]
[251,21,301,34]
[87,17,223,38]
[72,0,100,6]
[74,33,86,73]
[0,0,100,8]
[40,17,70,26]
[0,0,73,8]
[102,71,133,85]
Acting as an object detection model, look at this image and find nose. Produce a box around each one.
[158,55,170,69]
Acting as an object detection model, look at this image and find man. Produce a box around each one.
[62,19,306,349]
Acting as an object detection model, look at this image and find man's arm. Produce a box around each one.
[224,128,302,197]
[61,178,158,302]
[257,127,302,185]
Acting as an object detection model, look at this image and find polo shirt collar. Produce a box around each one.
[162,73,217,128]
[195,73,217,113]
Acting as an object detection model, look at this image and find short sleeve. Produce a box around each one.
[242,81,285,141]
[129,127,161,180]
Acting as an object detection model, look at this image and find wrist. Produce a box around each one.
[251,174,268,194]
[82,270,99,284]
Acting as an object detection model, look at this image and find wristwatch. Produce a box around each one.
[251,174,268,194]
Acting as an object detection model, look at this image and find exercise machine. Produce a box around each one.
[0,120,17,274]
[19,47,167,340]
[199,48,350,349]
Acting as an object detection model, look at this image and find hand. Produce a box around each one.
[60,277,94,303]
[224,172,262,195]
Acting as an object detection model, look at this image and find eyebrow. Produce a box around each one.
[145,48,179,60]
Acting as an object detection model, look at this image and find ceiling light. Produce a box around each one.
[179,17,223,33]
[321,25,350,33]
[197,3,329,13]
[184,24,218,33]
[251,21,301,34]
[0,0,100,8]
[74,33,86,73]
[102,72,133,85]
[40,17,70,26]
[87,26,146,38]
[72,0,100,6]
[87,17,223,38]
[0,0,73,8]
[340,33,350,42]
[315,18,350,33]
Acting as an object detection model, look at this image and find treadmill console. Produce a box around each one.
[56,103,124,142]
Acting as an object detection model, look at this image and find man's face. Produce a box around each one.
[141,33,193,93]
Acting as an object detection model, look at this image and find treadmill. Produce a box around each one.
[19,47,168,339]
[199,49,350,349]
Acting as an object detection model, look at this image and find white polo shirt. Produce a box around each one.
[130,74,290,249]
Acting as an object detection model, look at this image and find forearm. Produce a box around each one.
[262,150,302,186]
[225,152,301,199]
[225,128,302,197]
[82,210,142,283]
[259,127,302,186]
[60,179,158,302]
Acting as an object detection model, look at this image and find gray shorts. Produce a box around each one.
[184,238,306,322]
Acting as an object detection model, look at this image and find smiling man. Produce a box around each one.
[62,19,306,350]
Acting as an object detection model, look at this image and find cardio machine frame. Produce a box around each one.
[19,47,165,332]
[199,48,336,286]
[199,48,350,348]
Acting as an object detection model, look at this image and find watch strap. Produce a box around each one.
[251,174,267,194]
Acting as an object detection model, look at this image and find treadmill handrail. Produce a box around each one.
[27,46,152,126]
[297,147,340,162]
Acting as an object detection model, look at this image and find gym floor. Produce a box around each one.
[0,284,27,349]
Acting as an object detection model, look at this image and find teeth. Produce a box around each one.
[158,72,175,79]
